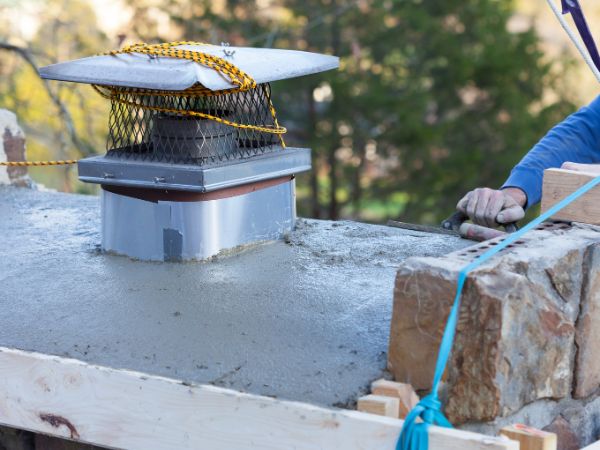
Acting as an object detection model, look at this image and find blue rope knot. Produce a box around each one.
[418,394,438,409]
[397,393,452,450]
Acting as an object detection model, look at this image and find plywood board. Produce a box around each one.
[0,347,518,450]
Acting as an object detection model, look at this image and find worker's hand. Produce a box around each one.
[456,187,526,228]
[561,162,600,175]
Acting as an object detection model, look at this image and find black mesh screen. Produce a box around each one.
[105,83,283,165]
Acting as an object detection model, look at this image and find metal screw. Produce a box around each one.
[221,42,236,57]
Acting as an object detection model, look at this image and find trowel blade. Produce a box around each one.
[386,220,458,236]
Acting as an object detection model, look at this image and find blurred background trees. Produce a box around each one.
[0,0,586,223]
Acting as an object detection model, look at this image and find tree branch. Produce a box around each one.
[0,41,96,157]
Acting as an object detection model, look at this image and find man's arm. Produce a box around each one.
[502,95,600,208]
[458,95,600,227]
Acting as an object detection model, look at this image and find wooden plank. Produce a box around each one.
[357,394,400,418]
[582,442,600,450]
[499,424,556,450]
[0,347,518,450]
[541,168,600,224]
[371,379,419,419]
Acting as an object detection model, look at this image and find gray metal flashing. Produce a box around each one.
[102,181,296,261]
[38,45,340,91]
[163,228,183,262]
[77,147,311,192]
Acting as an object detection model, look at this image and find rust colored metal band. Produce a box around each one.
[101,175,294,203]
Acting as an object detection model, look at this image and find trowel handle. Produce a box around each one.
[441,211,519,233]
[441,211,468,232]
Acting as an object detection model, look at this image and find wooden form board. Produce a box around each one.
[541,168,600,224]
[0,347,519,450]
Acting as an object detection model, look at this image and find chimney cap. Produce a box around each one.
[38,44,339,91]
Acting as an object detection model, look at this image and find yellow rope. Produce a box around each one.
[107,42,257,91]
[95,41,287,144]
[93,85,285,136]
[0,160,77,166]
[12,41,287,167]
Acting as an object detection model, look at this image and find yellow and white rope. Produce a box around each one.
[95,42,287,143]
[0,160,77,166]
[12,41,287,167]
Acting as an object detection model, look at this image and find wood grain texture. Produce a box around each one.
[500,424,556,450]
[541,168,600,224]
[0,347,519,450]
[371,379,419,419]
[357,394,400,418]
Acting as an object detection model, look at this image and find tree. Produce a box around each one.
[2,0,574,222]
[369,0,574,224]
[139,0,574,223]
[0,0,109,192]
[270,0,575,222]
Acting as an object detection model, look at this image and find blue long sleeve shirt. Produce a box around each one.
[502,95,600,208]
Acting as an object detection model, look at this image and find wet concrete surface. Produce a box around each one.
[0,186,471,407]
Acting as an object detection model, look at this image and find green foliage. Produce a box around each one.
[1,0,576,223]
[133,0,574,223]
[375,0,574,224]
[0,0,110,192]
[276,0,575,223]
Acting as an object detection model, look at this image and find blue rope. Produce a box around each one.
[397,174,600,450]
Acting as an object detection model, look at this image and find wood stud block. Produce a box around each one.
[541,168,600,225]
[499,424,557,450]
[370,379,419,419]
[357,394,400,418]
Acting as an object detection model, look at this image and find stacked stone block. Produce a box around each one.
[388,222,600,446]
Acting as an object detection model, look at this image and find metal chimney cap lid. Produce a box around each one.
[38,44,339,91]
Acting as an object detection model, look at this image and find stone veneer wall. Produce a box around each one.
[0,109,30,187]
[388,222,600,447]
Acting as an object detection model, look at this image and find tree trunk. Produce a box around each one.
[306,89,320,218]
[328,0,341,220]
[351,137,366,219]
[327,145,338,220]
